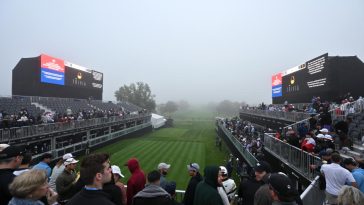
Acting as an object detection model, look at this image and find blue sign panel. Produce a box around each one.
[272,85,282,98]
[40,68,65,85]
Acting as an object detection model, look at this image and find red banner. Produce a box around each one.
[40,54,65,73]
[271,73,282,86]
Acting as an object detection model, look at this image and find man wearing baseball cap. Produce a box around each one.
[239,161,271,205]
[183,163,202,205]
[158,162,171,190]
[56,157,79,204]
[268,173,299,204]
[49,153,74,190]
[0,144,26,205]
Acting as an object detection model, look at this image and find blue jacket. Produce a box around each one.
[32,162,51,178]
[352,168,364,193]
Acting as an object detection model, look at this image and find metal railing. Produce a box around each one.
[240,108,312,122]
[300,175,326,205]
[263,133,321,181]
[0,114,151,143]
[218,122,258,167]
[31,122,152,161]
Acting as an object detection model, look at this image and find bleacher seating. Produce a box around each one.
[36,98,92,114]
[89,100,123,112]
[0,97,44,117]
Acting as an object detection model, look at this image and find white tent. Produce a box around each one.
[151,113,166,129]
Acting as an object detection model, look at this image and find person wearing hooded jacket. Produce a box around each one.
[132,170,173,205]
[193,165,224,205]
[126,158,146,205]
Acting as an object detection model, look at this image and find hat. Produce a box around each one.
[0,144,26,160]
[158,162,171,170]
[269,173,296,201]
[62,153,73,160]
[219,166,228,175]
[343,158,357,166]
[319,128,329,133]
[324,134,333,141]
[111,165,125,178]
[164,181,177,195]
[64,158,79,166]
[307,138,316,145]
[287,127,293,130]
[254,161,272,173]
[316,134,325,139]
[187,163,200,172]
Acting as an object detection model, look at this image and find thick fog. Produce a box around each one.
[0,0,363,105]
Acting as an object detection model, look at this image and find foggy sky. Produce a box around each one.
[1,0,363,105]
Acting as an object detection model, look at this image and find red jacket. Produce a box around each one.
[126,158,146,205]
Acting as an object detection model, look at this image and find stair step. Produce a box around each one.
[353,144,364,153]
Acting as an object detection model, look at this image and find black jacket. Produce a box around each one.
[238,177,264,205]
[104,182,123,205]
[182,172,203,205]
[0,169,16,205]
[66,188,115,205]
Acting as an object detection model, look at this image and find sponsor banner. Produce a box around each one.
[271,73,282,86]
[272,85,282,98]
[40,54,65,73]
[41,68,65,85]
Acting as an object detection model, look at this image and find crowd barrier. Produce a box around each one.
[263,133,322,181]
[218,122,258,167]
[300,175,326,205]
[0,114,151,143]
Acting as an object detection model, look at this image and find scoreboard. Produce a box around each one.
[12,54,103,100]
[272,54,331,104]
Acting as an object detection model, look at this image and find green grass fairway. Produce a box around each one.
[92,111,230,190]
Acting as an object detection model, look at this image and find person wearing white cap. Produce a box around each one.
[112,165,127,205]
[56,157,79,203]
[157,162,171,190]
[183,163,203,205]
[320,128,329,134]
[49,153,74,190]
[219,166,237,202]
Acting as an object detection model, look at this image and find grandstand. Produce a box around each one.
[223,54,364,205]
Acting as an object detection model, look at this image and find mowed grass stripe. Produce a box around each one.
[90,112,230,190]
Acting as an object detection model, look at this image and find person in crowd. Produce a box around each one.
[193,165,223,205]
[337,185,364,205]
[132,170,172,205]
[104,171,123,205]
[67,153,114,205]
[268,173,300,205]
[239,161,271,205]
[321,153,357,204]
[126,158,146,205]
[301,134,316,153]
[56,157,79,204]
[219,166,236,202]
[165,181,182,205]
[32,153,52,179]
[8,169,58,205]
[343,158,364,193]
[49,153,73,190]
[112,165,127,205]
[0,144,25,205]
[158,162,171,189]
[13,151,32,176]
[183,163,203,205]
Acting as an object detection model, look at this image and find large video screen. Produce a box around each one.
[40,54,65,85]
[273,53,330,103]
